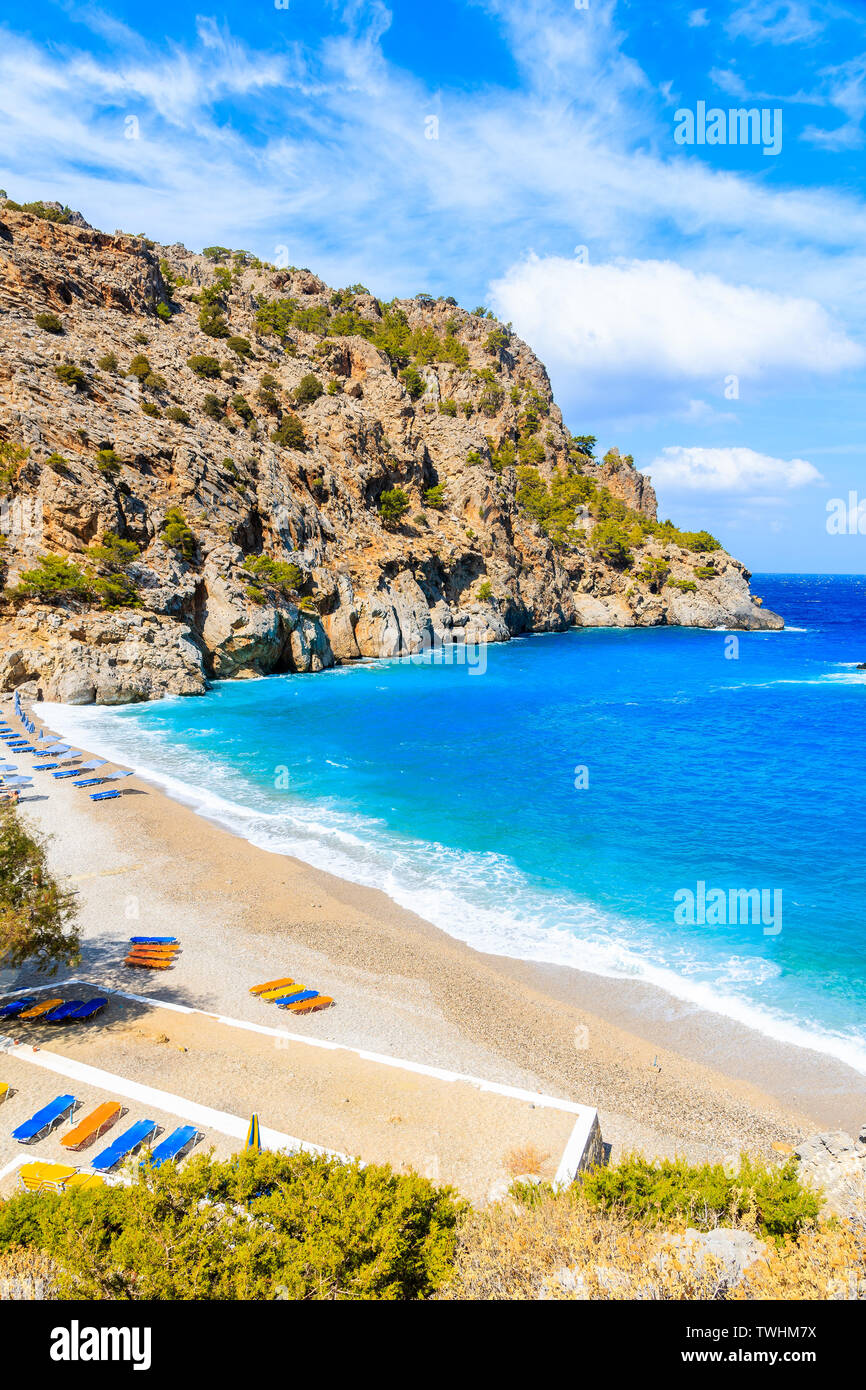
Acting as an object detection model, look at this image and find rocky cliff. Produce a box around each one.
[0,199,783,704]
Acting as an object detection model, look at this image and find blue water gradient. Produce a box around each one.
[48,575,866,1071]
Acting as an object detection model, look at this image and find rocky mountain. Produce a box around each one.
[0,199,782,704]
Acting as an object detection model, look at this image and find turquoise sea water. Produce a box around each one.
[49,575,866,1072]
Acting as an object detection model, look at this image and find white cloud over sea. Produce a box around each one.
[645,445,823,493]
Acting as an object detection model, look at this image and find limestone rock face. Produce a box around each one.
[794,1131,866,1219]
[0,201,784,703]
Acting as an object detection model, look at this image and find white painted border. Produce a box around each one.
[1,979,602,1180]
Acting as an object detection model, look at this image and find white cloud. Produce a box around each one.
[688,9,710,27]
[727,2,824,46]
[645,445,823,492]
[488,254,864,415]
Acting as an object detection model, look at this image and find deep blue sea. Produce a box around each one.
[49,575,866,1072]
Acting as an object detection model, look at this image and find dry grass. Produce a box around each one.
[438,1187,866,1301]
[0,1246,58,1300]
[503,1145,550,1177]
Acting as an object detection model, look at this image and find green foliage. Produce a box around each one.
[54,363,87,391]
[187,355,222,379]
[242,555,303,595]
[95,448,121,474]
[0,803,79,973]
[378,487,410,527]
[0,440,29,494]
[466,449,484,467]
[199,303,230,339]
[636,558,670,592]
[438,398,457,417]
[489,438,516,474]
[591,518,634,569]
[694,564,717,579]
[127,353,151,380]
[0,1150,463,1300]
[165,406,190,425]
[226,336,253,359]
[231,394,254,426]
[484,325,510,355]
[5,201,72,223]
[202,246,231,263]
[271,413,305,450]
[653,522,721,553]
[478,380,505,417]
[202,394,224,422]
[86,533,140,569]
[667,578,697,593]
[326,378,342,395]
[293,373,324,405]
[140,401,161,418]
[400,366,426,401]
[477,580,493,601]
[423,483,445,510]
[161,507,196,560]
[156,302,172,322]
[580,1154,821,1241]
[9,554,94,604]
[255,297,297,343]
[97,351,118,373]
[569,434,597,458]
[34,312,63,333]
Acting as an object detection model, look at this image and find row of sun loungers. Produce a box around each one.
[124,937,181,970]
[7,1087,202,1174]
[0,699,133,803]
[0,995,107,1023]
[249,976,334,1013]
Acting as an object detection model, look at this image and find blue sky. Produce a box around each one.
[0,0,864,571]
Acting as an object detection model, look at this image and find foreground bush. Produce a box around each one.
[580,1153,821,1240]
[0,1151,463,1300]
[0,802,79,972]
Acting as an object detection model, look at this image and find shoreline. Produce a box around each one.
[2,705,864,1160]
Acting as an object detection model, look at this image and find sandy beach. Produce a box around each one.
[0,702,862,1184]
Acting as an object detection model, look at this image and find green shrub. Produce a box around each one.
[202,246,231,263]
[0,440,29,494]
[202,394,224,422]
[636,558,670,592]
[226,336,253,359]
[400,366,426,401]
[86,533,140,568]
[466,449,484,467]
[95,448,121,474]
[9,554,94,605]
[199,303,229,338]
[231,394,254,426]
[97,351,118,373]
[484,325,510,355]
[140,401,161,418]
[165,406,190,424]
[379,487,410,527]
[34,312,63,333]
[242,555,303,594]
[271,414,305,450]
[127,353,151,380]
[477,580,493,601]
[439,398,457,417]
[293,373,324,405]
[156,302,172,322]
[0,1150,463,1300]
[54,364,87,391]
[591,519,633,569]
[580,1154,821,1241]
[326,378,342,395]
[0,803,79,972]
[161,507,195,560]
[423,484,445,510]
[695,564,716,579]
[667,578,697,593]
[5,201,72,223]
[187,355,222,379]
[143,371,166,393]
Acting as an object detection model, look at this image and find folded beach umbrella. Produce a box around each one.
[244,1114,261,1153]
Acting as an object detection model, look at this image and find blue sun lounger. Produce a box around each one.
[66,998,108,1021]
[91,790,121,801]
[12,1094,76,1143]
[42,1000,86,1023]
[149,1126,199,1170]
[53,760,106,779]
[276,989,319,1008]
[91,1119,158,1173]
[130,937,178,945]
[0,997,37,1018]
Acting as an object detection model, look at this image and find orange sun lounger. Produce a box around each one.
[124,954,173,970]
[18,997,64,1019]
[61,1101,122,1152]
[249,977,295,996]
[286,995,334,1014]
[259,983,304,1001]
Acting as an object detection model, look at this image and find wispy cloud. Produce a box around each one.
[646,445,823,493]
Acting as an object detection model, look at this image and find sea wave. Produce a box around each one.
[42,700,866,1076]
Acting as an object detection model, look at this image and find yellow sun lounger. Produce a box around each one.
[18,997,63,1019]
[18,1162,79,1193]
[61,1102,122,1152]
[286,995,334,1014]
[64,1172,105,1191]
[249,977,295,996]
[259,983,304,1001]
[0,1081,9,1105]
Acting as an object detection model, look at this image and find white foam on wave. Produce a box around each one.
[42,700,866,1076]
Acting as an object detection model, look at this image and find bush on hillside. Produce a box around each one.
[34,312,63,334]
[0,804,79,972]
[187,355,222,379]
[271,414,305,450]
[378,487,410,528]
[161,507,196,560]
[293,373,324,405]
